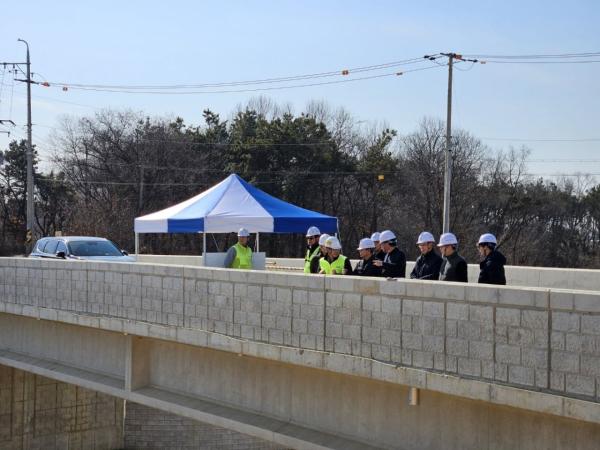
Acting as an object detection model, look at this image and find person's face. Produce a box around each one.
[358,248,372,260]
[320,245,329,255]
[329,248,340,258]
[417,242,434,255]
[238,236,249,246]
[477,244,490,257]
[374,241,381,251]
[381,241,393,253]
[439,245,454,257]
[307,235,318,247]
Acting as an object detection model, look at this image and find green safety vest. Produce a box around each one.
[304,246,321,273]
[319,255,347,275]
[232,243,252,269]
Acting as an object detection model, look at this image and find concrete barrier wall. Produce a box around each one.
[1,258,599,404]
[137,254,600,290]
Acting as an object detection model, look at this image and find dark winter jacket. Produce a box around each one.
[478,250,507,285]
[353,255,383,277]
[410,250,443,280]
[439,252,468,282]
[381,247,406,278]
[309,250,324,274]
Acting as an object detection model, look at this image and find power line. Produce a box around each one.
[484,60,600,64]
[528,159,600,163]
[462,52,600,59]
[25,170,600,187]
[41,65,444,95]
[482,137,600,142]
[46,57,427,90]
[525,173,600,177]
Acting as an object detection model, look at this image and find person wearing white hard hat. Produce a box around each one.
[353,238,382,277]
[319,236,351,275]
[303,226,322,273]
[370,232,386,261]
[224,228,253,269]
[308,234,330,273]
[477,233,506,285]
[437,232,468,282]
[410,231,443,280]
[373,230,406,278]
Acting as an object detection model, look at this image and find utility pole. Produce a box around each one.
[424,52,480,233]
[138,165,145,212]
[19,39,34,249]
[2,40,35,249]
[441,52,455,233]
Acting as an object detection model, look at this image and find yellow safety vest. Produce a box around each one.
[304,246,321,273]
[232,243,252,269]
[319,255,347,275]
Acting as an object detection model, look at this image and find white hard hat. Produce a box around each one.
[325,236,342,250]
[478,233,497,245]
[237,228,250,237]
[357,238,375,250]
[370,232,381,242]
[319,234,331,246]
[306,226,321,237]
[379,230,396,243]
[417,231,435,245]
[437,232,458,246]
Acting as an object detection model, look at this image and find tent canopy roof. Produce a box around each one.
[134,174,338,234]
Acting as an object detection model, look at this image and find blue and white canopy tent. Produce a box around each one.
[134,174,338,262]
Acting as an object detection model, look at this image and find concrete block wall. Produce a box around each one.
[549,290,600,401]
[0,364,123,450]
[1,258,600,403]
[141,254,600,290]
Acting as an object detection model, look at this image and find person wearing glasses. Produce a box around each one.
[303,226,322,273]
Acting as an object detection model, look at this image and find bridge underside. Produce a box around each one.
[2,312,600,450]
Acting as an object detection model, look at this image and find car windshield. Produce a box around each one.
[68,240,123,257]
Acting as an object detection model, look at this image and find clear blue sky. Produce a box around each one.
[1,0,599,178]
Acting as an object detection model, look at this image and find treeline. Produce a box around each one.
[1,99,599,268]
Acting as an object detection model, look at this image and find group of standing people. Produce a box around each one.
[224,225,507,285]
[303,227,506,285]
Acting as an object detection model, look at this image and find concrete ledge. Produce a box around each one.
[0,347,380,450]
[112,255,600,291]
[2,306,600,427]
[131,387,382,450]
[0,348,125,392]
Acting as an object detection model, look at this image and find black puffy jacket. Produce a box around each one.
[478,250,507,285]
[381,247,406,278]
[410,250,443,280]
[439,252,468,283]
[353,255,382,277]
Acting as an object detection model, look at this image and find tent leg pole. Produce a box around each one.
[202,232,207,266]
[135,233,139,260]
[256,232,259,252]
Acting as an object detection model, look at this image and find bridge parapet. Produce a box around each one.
[1,257,600,420]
